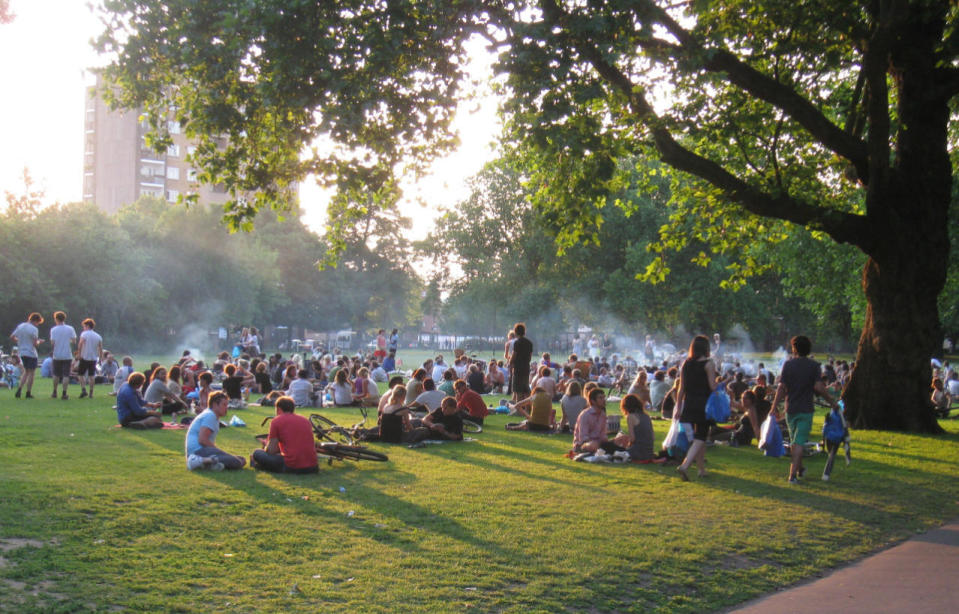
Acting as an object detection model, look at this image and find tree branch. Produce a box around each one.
[537,0,873,252]
[636,1,871,183]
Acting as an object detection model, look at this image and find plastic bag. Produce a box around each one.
[758,414,784,457]
[705,390,731,422]
[662,419,692,458]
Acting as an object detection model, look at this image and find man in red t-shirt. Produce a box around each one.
[454,379,489,425]
[251,396,318,473]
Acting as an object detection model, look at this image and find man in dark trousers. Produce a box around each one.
[509,322,533,403]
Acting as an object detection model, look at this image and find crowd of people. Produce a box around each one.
[7,312,959,482]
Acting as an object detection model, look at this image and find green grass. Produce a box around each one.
[1,372,958,613]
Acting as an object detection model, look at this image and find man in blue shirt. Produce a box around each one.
[116,372,162,429]
[185,391,246,470]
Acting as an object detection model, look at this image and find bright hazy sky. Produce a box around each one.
[0,1,499,238]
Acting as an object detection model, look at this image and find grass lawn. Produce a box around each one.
[1,365,958,613]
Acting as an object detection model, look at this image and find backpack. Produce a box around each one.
[822,407,847,444]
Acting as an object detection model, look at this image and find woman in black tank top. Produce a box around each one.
[676,335,718,481]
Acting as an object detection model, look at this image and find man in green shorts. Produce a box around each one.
[771,335,837,484]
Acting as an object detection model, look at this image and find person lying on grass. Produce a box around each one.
[572,388,625,456]
[421,397,464,441]
[185,391,246,471]
[506,386,555,432]
[116,372,163,429]
[250,396,318,474]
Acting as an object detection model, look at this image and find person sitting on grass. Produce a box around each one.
[466,363,487,394]
[438,368,456,396]
[612,394,659,462]
[421,396,464,441]
[454,378,489,425]
[506,386,555,432]
[370,361,388,383]
[185,391,247,471]
[194,371,213,412]
[250,395,318,474]
[111,356,135,396]
[411,377,446,414]
[572,388,624,455]
[352,367,377,406]
[287,369,316,408]
[559,380,588,433]
[404,368,427,405]
[116,372,163,429]
[221,363,252,408]
[144,366,189,415]
[378,385,417,443]
[377,375,406,417]
[382,350,397,374]
[327,368,358,406]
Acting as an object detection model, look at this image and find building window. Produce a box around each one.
[187,168,197,181]
[166,166,180,180]
[166,189,179,202]
[168,120,181,134]
[167,144,180,157]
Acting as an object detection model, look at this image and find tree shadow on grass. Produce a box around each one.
[686,449,959,529]
[205,468,529,578]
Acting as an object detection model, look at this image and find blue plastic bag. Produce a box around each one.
[758,414,784,457]
[663,420,692,458]
[706,390,731,422]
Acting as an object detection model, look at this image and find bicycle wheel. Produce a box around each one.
[320,443,389,462]
[462,419,483,434]
[310,414,355,445]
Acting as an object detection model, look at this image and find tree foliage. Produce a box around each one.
[97,1,959,431]
[0,192,420,352]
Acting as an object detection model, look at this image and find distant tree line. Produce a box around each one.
[0,190,421,353]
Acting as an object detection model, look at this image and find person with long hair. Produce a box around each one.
[676,335,719,481]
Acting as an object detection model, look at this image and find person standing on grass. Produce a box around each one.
[185,391,246,471]
[76,318,103,399]
[675,335,719,481]
[374,329,387,362]
[250,396,318,474]
[9,312,43,399]
[49,311,77,400]
[771,335,838,485]
[509,323,533,403]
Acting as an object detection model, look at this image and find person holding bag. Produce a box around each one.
[675,335,719,481]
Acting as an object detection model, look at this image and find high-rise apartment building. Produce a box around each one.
[83,80,232,214]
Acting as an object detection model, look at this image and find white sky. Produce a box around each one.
[0,1,500,239]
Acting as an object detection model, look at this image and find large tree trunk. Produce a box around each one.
[843,258,944,433]
[842,7,952,434]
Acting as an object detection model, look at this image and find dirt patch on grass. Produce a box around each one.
[0,538,46,551]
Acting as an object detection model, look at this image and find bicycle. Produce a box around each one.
[255,413,389,465]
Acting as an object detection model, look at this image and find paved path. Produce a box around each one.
[727,520,959,613]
